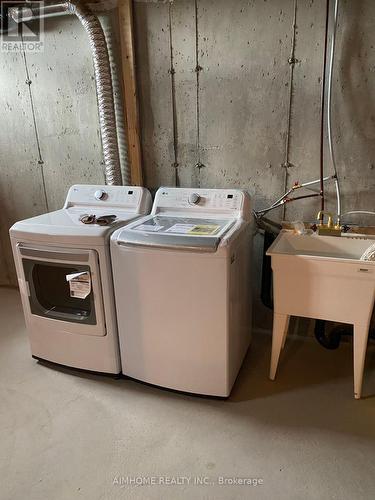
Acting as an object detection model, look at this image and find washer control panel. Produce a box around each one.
[64,185,151,212]
[153,188,251,220]
[188,193,201,205]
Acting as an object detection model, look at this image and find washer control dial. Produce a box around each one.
[188,193,201,205]
[94,189,107,201]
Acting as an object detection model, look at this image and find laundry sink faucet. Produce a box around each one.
[316,210,342,237]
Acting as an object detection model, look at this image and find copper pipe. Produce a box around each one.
[319,0,330,217]
[286,193,320,203]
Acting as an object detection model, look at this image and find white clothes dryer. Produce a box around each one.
[10,184,151,374]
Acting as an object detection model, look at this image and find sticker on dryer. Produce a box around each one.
[134,224,164,232]
[66,271,91,299]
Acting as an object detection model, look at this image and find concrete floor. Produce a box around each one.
[1,287,375,500]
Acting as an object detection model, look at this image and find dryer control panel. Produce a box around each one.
[64,185,152,213]
[152,188,251,220]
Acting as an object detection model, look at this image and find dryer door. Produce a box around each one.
[16,244,106,336]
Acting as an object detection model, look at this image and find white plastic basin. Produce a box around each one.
[267,231,375,324]
[267,230,375,398]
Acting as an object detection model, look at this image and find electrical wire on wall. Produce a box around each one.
[20,33,49,212]
[194,0,204,187]
[168,0,180,187]
[282,0,298,220]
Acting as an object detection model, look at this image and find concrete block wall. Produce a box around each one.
[0,0,374,291]
[135,0,374,219]
[0,16,104,286]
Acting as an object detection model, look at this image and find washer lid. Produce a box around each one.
[115,216,234,252]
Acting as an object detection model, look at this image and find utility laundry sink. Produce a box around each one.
[267,230,375,398]
[268,230,375,260]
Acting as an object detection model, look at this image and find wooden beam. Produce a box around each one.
[117,0,143,186]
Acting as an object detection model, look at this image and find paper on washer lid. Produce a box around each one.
[165,223,221,235]
[135,224,164,232]
[66,271,91,299]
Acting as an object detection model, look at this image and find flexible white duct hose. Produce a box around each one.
[67,1,122,185]
[100,13,130,185]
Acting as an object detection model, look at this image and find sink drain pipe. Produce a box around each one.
[10,1,123,186]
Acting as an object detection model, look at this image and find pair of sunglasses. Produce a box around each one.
[79,214,117,226]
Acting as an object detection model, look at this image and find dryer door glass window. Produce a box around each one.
[22,259,97,325]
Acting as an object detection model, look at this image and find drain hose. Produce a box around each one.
[67,1,122,185]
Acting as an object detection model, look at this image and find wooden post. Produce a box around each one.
[117,0,143,185]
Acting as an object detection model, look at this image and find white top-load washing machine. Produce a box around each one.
[10,184,151,374]
[111,187,252,396]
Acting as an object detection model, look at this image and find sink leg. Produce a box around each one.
[270,313,290,380]
[353,323,370,399]
[282,316,291,349]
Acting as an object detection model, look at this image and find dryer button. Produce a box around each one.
[95,189,107,201]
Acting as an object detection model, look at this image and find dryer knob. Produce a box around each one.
[94,189,107,201]
[188,193,201,205]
